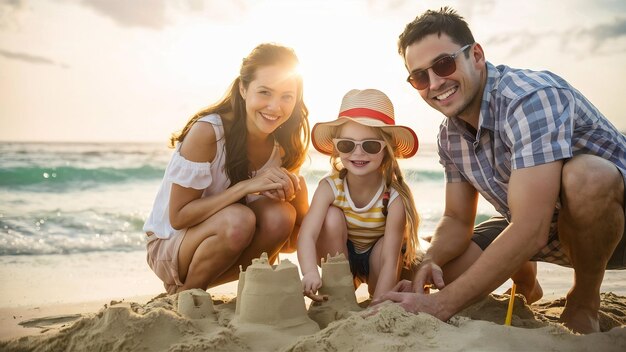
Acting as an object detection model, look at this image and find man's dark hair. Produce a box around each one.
[398,7,475,58]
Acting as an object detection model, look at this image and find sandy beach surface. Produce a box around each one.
[1,252,625,351]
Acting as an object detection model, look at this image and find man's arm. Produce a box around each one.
[436,161,562,318]
[429,181,480,266]
[413,181,479,291]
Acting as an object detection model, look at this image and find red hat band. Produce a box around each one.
[339,108,395,125]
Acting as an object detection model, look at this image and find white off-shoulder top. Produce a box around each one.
[143,113,281,239]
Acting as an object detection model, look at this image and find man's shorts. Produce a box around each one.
[471,215,626,270]
[146,230,187,294]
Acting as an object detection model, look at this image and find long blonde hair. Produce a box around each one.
[169,43,310,191]
[330,127,421,268]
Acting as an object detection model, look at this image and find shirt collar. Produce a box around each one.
[477,62,500,133]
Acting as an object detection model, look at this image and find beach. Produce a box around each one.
[1,142,625,350]
[0,252,625,351]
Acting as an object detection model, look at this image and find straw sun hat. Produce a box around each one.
[311,89,419,158]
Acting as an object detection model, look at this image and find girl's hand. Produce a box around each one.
[302,272,326,302]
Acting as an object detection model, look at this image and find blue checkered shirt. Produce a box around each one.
[437,63,626,264]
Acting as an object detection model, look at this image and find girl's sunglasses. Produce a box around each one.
[406,44,472,90]
[332,138,385,154]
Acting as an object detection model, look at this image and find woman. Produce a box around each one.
[144,43,310,294]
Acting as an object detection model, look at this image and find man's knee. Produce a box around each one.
[559,155,625,267]
[562,155,624,210]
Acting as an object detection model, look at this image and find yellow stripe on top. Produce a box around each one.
[324,174,399,254]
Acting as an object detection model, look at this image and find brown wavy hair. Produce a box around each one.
[169,43,310,195]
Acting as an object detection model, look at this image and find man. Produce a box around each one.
[374,7,626,334]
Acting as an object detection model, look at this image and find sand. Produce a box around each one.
[1,253,625,352]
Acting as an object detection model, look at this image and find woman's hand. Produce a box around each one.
[253,167,300,201]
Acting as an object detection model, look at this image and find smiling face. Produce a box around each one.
[335,121,385,178]
[240,64,298,137]
[405,33,485,125]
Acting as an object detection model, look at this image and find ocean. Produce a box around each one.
[0,141,498,257]
[0,142,169,256]
[3,142,621,308]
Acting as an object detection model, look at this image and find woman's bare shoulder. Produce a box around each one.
[179,120,218,163]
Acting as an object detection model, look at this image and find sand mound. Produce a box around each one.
[286,303,626,352]
[2,253,625,351]
[2,296,244,352]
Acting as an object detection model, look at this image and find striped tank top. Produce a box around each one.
[324,173,399,253]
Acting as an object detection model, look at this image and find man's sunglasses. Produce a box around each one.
[406,44,472,90]
[332,138,385,154]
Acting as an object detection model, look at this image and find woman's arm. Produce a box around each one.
[169,122,283,230]
[372,198,406,299]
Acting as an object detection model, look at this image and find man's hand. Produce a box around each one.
[412,259,445,293]
[370,280,412,305]
[371,282,450,321]
[372,291,421,314]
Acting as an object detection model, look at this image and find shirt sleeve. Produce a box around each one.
[166,151,213,189]
[503,87,574,170]
[437,126,467,183]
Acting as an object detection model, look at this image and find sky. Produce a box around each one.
[1,0,625,145]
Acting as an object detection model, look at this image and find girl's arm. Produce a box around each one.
[372,198,406,299]
[281,174,308,253]
[169,122,283,230]
[297,181,334,295]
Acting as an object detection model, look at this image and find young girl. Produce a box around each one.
[144,43,310,295]
[298,89,421,300]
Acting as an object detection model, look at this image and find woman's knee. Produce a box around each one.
[257,202,296,242]
[219,204,256,252]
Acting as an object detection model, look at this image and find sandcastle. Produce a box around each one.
[307,253,363,328]
[177,288,216,320]
[233,252,319,335]
[175,252,363,336]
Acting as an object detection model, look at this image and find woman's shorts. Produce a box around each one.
[146,230,187,294]
[472,215,626,270]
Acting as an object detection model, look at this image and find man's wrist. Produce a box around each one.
[421,253,439,268]
[432,290,456,321]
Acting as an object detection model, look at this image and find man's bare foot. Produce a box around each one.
[559,306,600,334]
[510,278,543,304]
